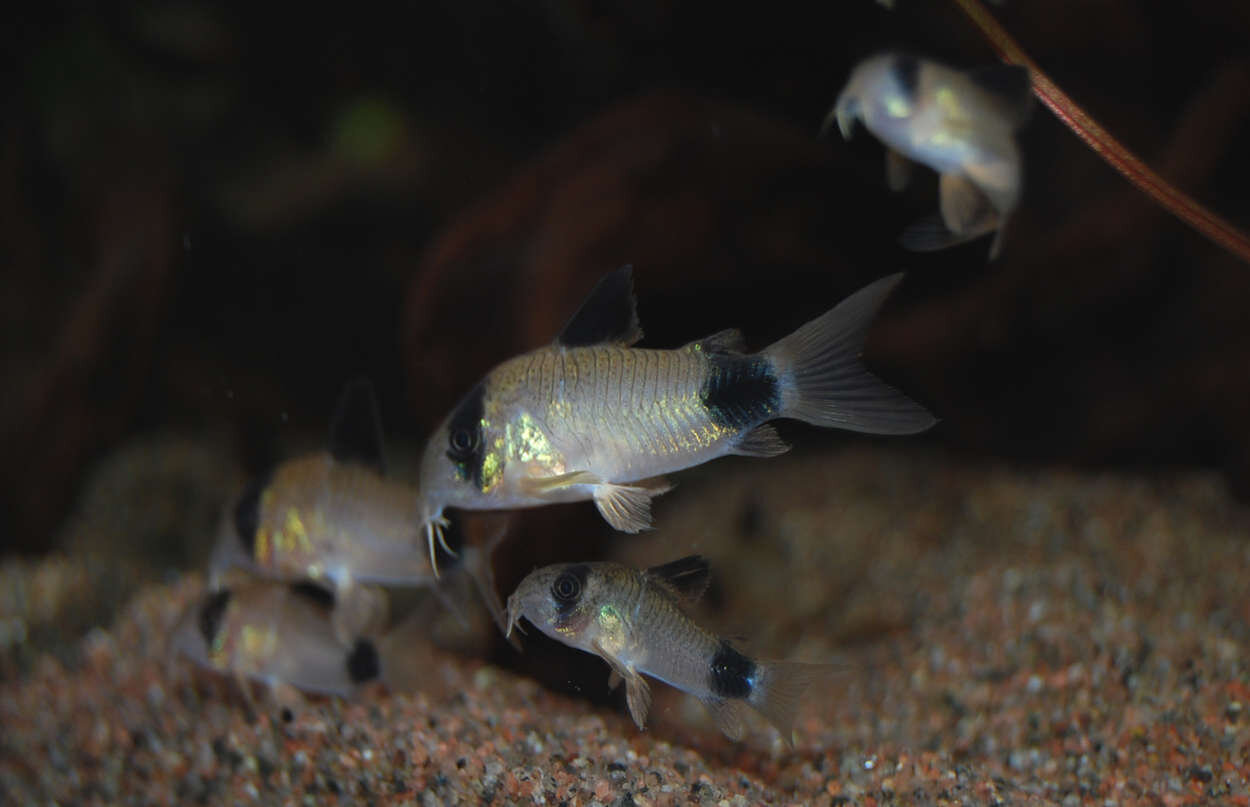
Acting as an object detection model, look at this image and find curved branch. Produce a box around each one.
[951,0,1250,265]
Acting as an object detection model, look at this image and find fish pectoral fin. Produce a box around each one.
[702,697,750,742]
[593,641,651,730]
[555,265,644,347]
[519,470,602,495]
[884,148,913,192]
[729,424,791,458]
[938,173,998,236]
[592,482,662,533]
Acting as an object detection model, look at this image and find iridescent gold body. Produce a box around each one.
[250,454,428,585]
[476,342,735,503]
[506,558,823,741]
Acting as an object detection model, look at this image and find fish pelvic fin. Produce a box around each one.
[764,273,937,435]
[594,640,651,730]
[749,660,828,746]
[938,172,998,236]
[884,148,912,192]
[592,479,671,533]
[555,265,644,347]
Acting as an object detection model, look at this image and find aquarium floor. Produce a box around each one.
[3,446,1249,805]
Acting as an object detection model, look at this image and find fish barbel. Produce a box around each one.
[506,555,827,742]
[828,51,1032,259]
[417,267,935,567]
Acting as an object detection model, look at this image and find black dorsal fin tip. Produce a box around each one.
[645,555,712,602]
[555,265,644,347]
[328,377,387,473]
[967,63,1033,127]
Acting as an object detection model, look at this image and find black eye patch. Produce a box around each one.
[552,565,589,614]
[445,382,486,487]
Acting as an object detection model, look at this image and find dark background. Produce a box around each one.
[4,0,1250,562]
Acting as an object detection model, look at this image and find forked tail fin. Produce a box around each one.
[748,660,828,745]
[763,273,937,435]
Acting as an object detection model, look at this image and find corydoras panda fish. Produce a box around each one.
[417,267,935,564]
[828,52,1032,259]
[506,555,825,742]
[172,579,383,700]
[210,380,507,635]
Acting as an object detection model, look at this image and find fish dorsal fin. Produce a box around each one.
[555,265,644,347]
[328,378,387,473]
[967,64,1033,128]
[693,328,747,355]
[644,555,711,603]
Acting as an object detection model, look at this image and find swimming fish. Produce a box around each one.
[210,379,508,637]
[172,579,384,700]
[417,267,935,566]
[827,52,1032,259]
[506,555,825,741]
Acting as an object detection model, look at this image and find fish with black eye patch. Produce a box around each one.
[826,51,1033,259]
[209,379,510,636]
[416,266,935,568]
[171,579,385,703]
[505,556,828,742]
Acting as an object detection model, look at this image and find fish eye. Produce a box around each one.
[448,427,478,457]
[551,571,582,604]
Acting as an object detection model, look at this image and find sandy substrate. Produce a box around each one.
[3,446,1249,805]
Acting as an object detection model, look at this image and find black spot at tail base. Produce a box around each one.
[198,590,232,644]
[289,581,336,609]
[708,641,756,699]
[347,638,381,683]
[701,356,780,431]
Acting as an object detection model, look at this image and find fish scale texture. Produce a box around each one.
[3,446,1250,805]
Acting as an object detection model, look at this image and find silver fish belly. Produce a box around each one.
[417,267,935,564]
[505,557,824,742]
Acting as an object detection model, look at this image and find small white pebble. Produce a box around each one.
[1027,675,1043,693]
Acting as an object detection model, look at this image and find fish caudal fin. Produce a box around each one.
[749,661,827,744]
[765,273,936,435]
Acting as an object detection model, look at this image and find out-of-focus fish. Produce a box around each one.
[417,267,935,565]
[210,380,509,637]
[172,579,384,700]
[827,52,1032,259]
[506,555,825,742]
